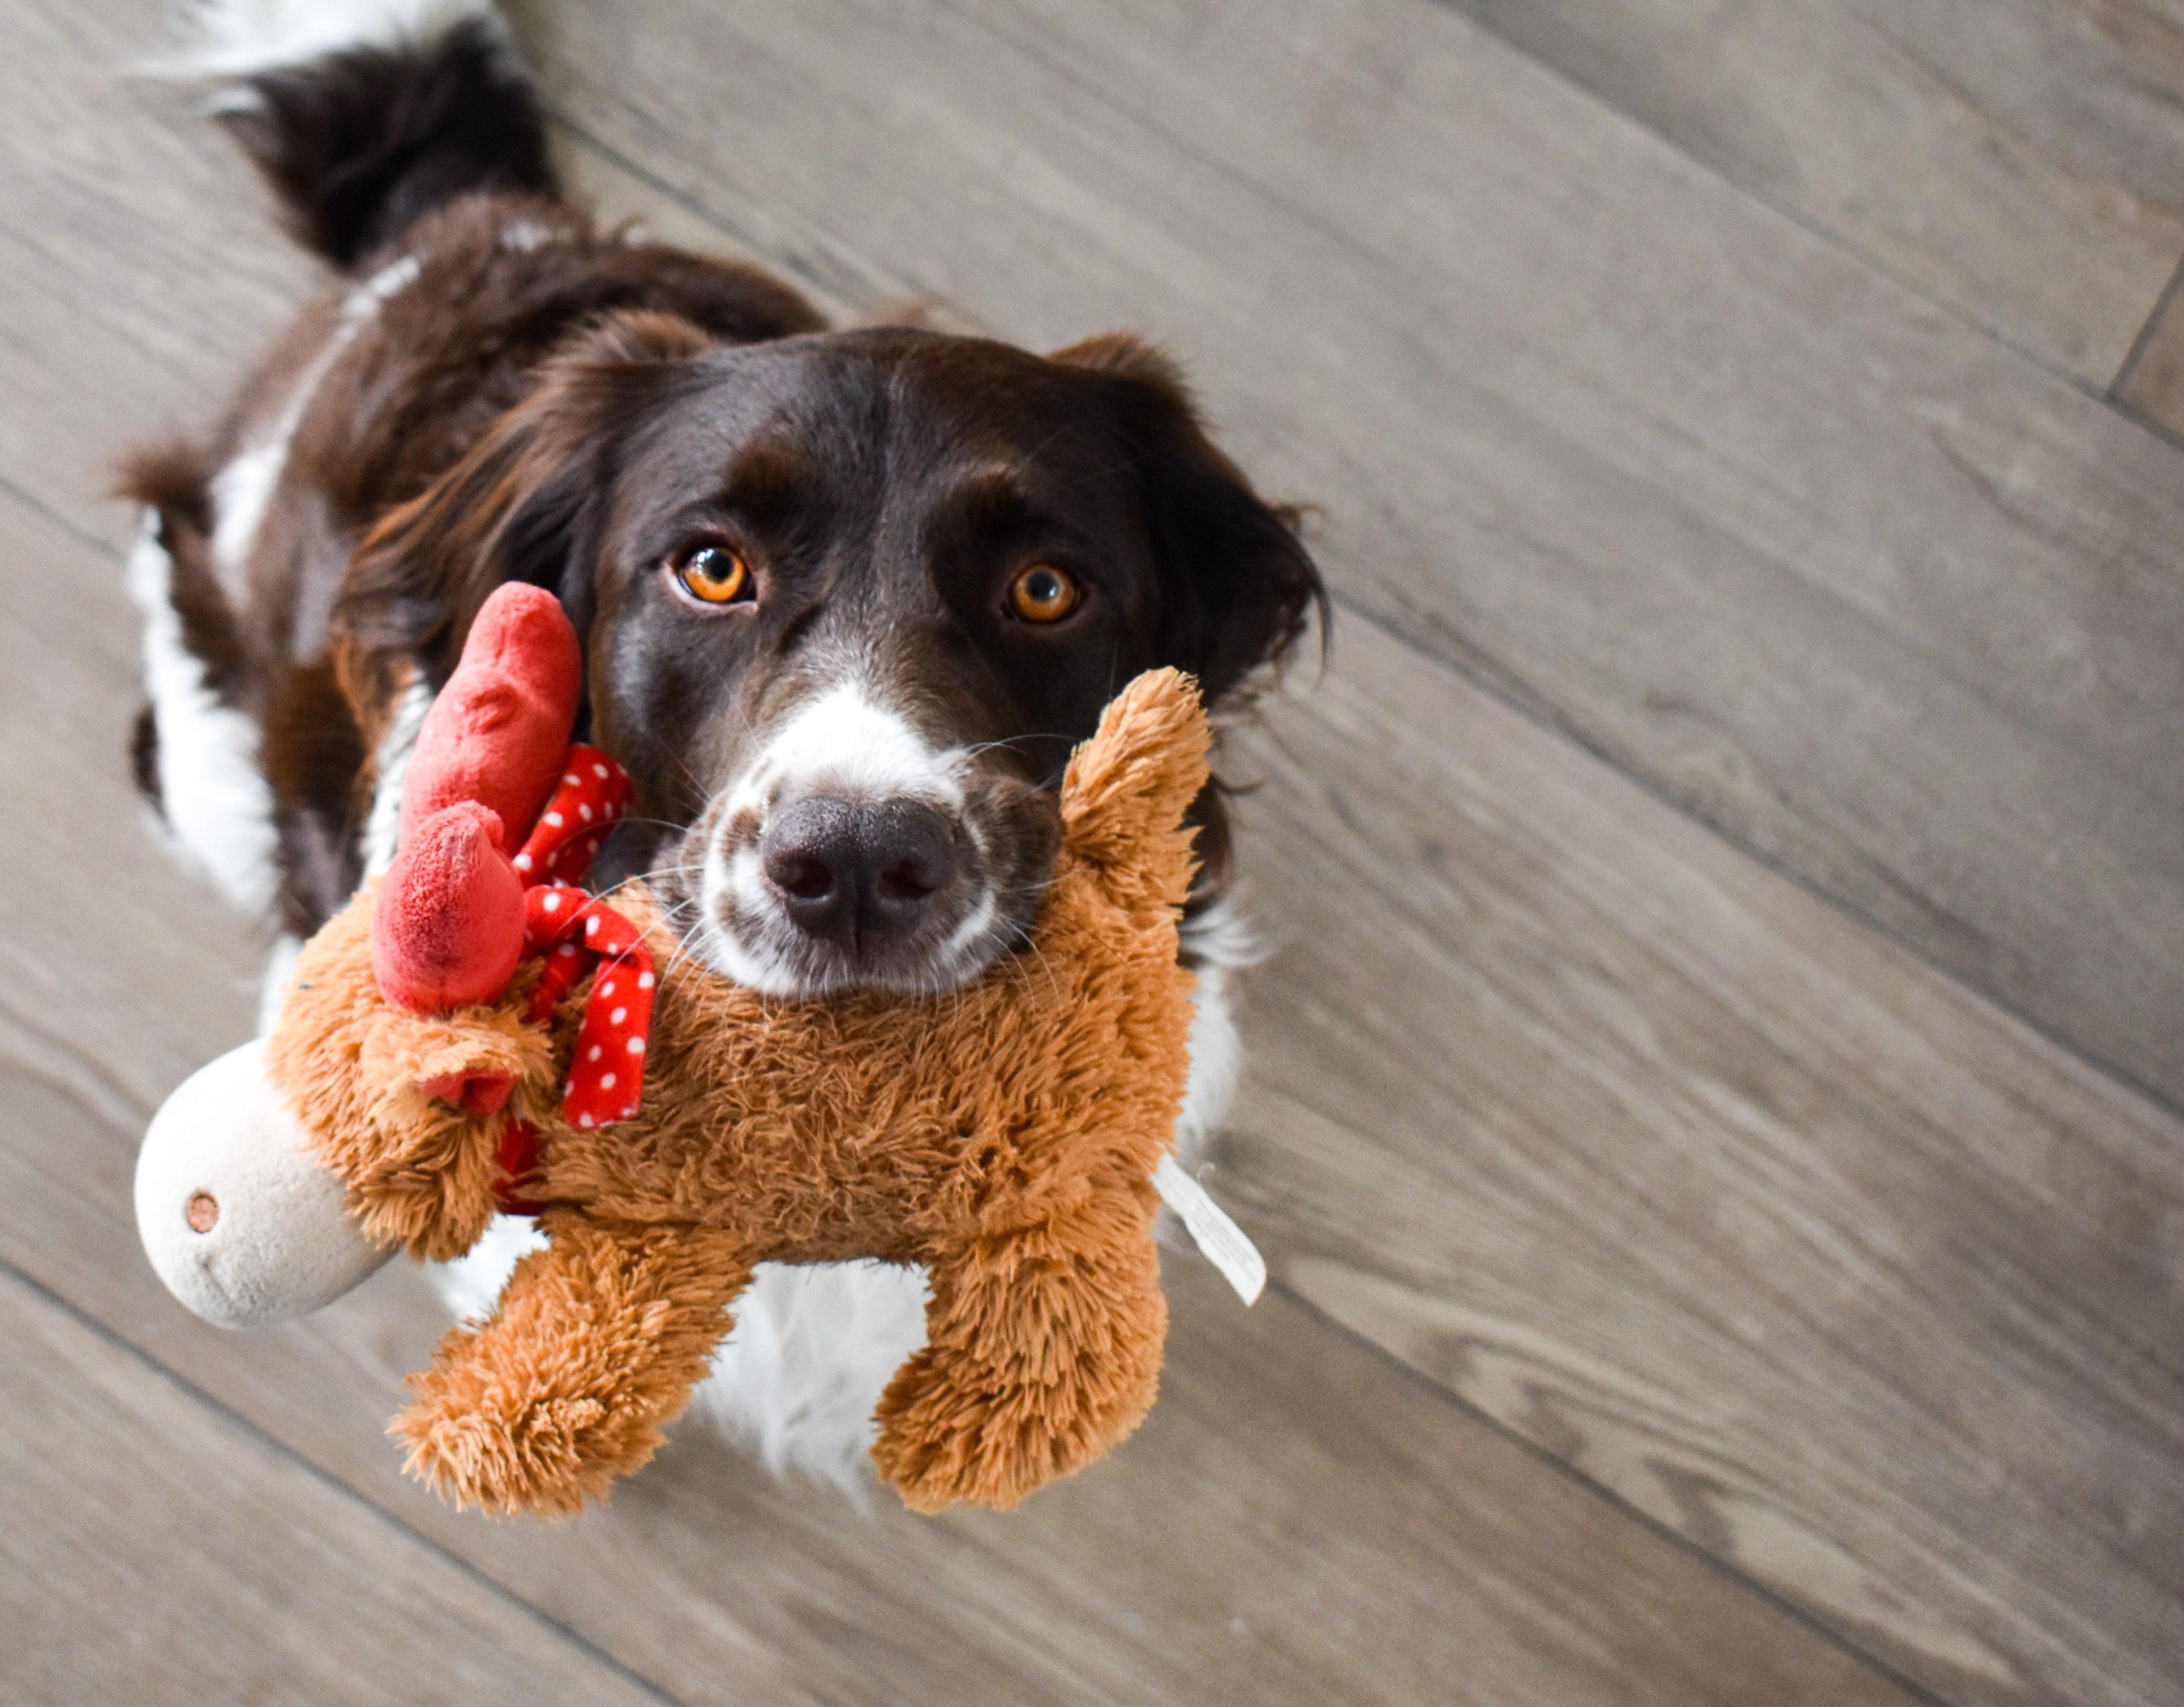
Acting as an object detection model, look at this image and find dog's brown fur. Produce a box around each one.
[265,668,1208,1515]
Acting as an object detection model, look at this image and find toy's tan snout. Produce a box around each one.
[135,1039,395,1328]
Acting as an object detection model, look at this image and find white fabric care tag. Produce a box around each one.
[1153,1155,1266,1305]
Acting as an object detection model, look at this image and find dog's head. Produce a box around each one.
[344,314,1321,996]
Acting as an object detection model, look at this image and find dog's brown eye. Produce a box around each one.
[674,544,752,605]
[1008,565,1079,624]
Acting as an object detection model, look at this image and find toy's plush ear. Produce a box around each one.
[1059,667,1211,910]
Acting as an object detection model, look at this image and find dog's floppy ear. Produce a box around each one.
[1048,333,1325,703]
[337,310,714,696]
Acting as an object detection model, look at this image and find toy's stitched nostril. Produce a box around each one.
[419,1069,516,1116]
[185,1190,219,1233]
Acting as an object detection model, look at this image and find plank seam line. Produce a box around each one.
[1270,1280,1962,1707]
[2107,396,2184,458]
[2109,248,2184,399]
[541,115,864,322]
[1420,0,2184,454]
[0,1253,692,1707]
[0,468,125,560]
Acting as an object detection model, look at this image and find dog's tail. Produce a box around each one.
[177,1,556,269]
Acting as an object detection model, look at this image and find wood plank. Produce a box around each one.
[0,485,1915,1707]
[1436,0,2184,385]
[0,1268,667,1707]
[524,0,2184,1111]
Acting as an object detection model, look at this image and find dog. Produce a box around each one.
[126,0,1321,1490]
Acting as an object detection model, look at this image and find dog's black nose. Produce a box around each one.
[761,797,959,953]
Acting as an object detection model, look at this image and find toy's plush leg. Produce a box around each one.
[393,1212,752,1516]
[873,1193,1166,1513]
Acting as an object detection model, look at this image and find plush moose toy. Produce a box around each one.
[136,582,1222,1516]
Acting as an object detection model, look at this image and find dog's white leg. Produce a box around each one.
[691,1261,933,1494]
[128,514,283,922]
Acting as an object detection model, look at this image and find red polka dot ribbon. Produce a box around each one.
[521,884,657,1129]
[505,742,655,1130]
[511,743,632,884]
[440,743,647,1213]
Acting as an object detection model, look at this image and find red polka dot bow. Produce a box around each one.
[510,745,655,1131]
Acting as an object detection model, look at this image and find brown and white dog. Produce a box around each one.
[128,0,1321,1486]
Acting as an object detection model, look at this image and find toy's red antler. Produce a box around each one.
[394,584,584,855]
[371,584,582,1017]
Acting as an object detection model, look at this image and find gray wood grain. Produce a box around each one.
[1219,617,2184,1707]
[0,478,1916,1707]
[0,1269,667,1707]
[521,0,2184,1112]
[1437,0,2184,385]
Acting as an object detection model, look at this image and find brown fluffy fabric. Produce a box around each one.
[265,668,1210,1515]
[269,909,552,1263]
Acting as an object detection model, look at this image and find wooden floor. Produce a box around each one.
[5,1,2182,1702]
